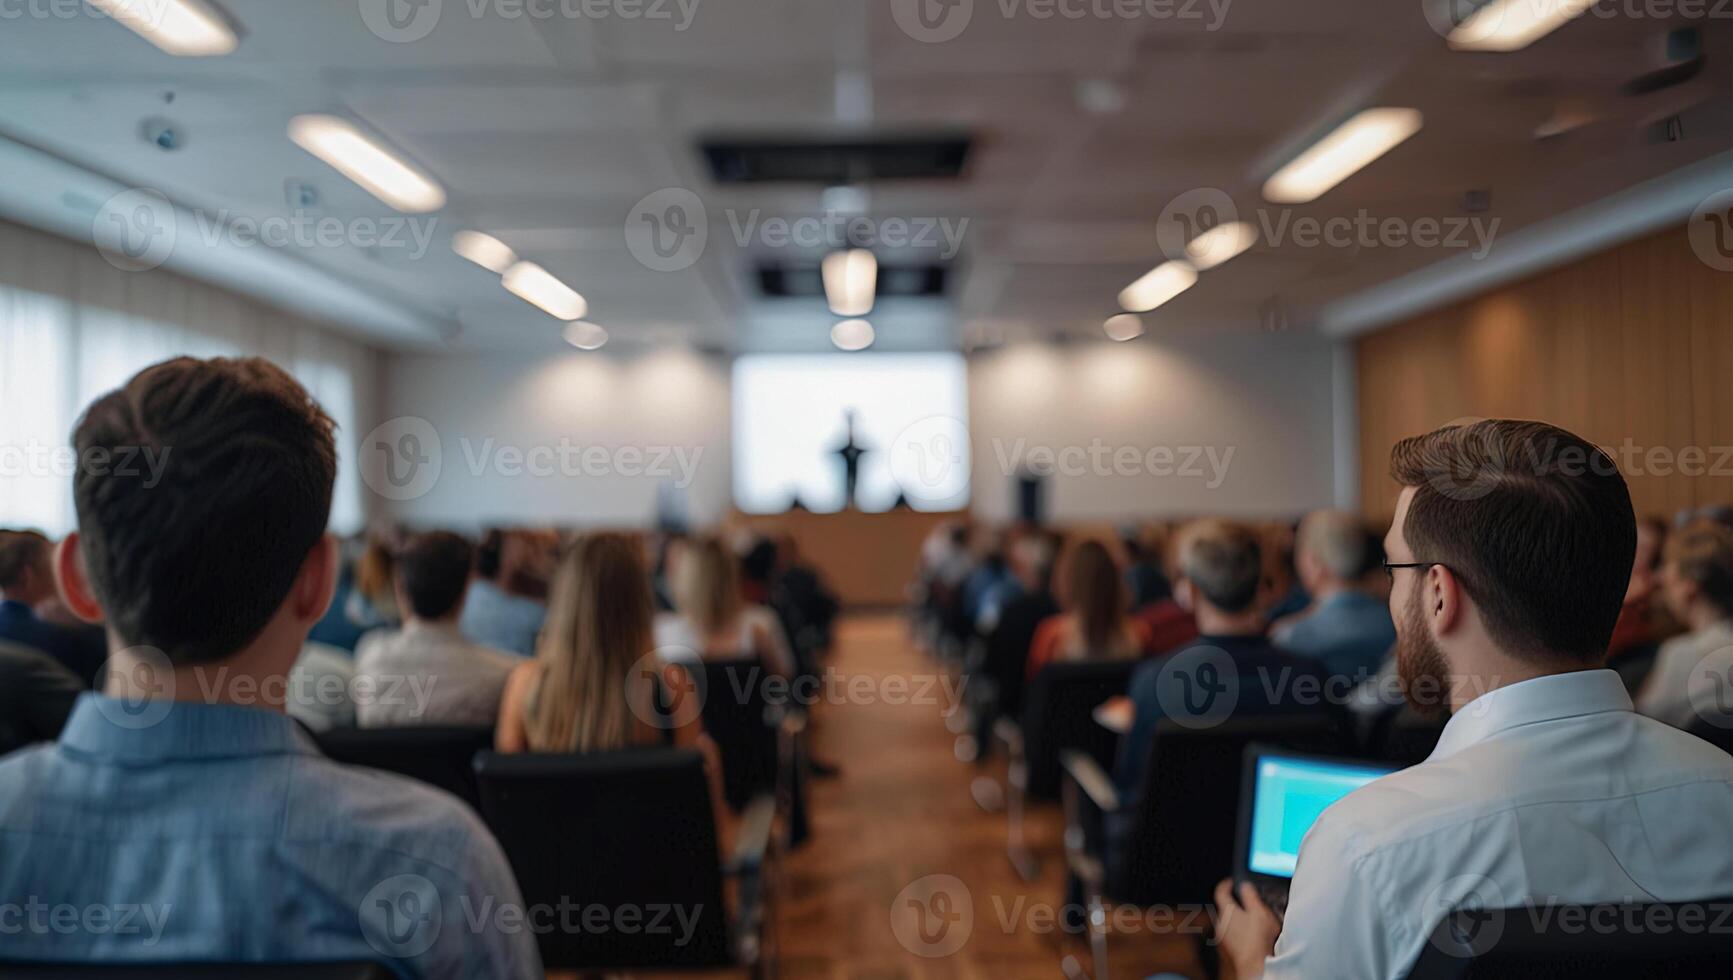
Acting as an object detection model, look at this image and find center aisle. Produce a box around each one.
[774,614,1201,979]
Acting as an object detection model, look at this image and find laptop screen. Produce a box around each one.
[1246,754,1393,878]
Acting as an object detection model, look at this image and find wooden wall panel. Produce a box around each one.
[1357,225,1733,522]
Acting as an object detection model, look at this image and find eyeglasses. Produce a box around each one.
[1383,560,1442,584]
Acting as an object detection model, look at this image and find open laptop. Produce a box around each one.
[1233,745,1396,918]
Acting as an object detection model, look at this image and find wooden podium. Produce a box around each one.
[734,509,963,608]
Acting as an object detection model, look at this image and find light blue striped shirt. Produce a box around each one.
[0,695,541,978]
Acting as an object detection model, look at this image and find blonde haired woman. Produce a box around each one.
[496,533,730,839]
[655,534,796,676]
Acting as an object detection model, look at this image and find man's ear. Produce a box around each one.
[290,534,339,625]
[52,534,106,624]
[1428,563,1466,636]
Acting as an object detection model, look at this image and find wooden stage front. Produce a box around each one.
[734,509,963,608]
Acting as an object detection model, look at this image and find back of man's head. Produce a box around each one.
[0,530,51,599]
[1297,510,1369,585]
[1664,520,1733,621]
[1389,419,1635,664]
[73,356,336,666]
[396,532,474,621]
[1176,519,1263,614]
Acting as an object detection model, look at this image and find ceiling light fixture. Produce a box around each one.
[822,249,877,317]
[287,114,446,213]
[88,0,238,57]
[452,231,516,274]
[831,319,875,351]
[1117,260,1197,313]
[1185,221,1258,271]
[1103,314,1145,342]
[503,261,588,321]
[563,321,609,351]
[1447,0,1594,52]
[1262,108,1423,204]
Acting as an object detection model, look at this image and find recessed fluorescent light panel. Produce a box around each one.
[452,231,517,274]
[88,0,238,57]
[822,249,877,317]
[1118,260,1197,313]
[1185,221,1258,271]
[563,321,609,351]
[1103,314,1145,342]
[1447,0,1594,52]
[1262,108,1423,204]
[831,319,875,352]
[503,261,588,321]
[287,114,447,213]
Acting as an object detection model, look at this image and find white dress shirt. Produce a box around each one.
[1636,620,1733,730]
[353,620,516,728]
[1265,669,1733,980]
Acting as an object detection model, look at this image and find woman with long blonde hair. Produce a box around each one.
[654,534,796,676]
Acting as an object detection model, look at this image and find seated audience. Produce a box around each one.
[655,534,797,676]
[306,536,370,652]
[1271,510,1396,684]
[1026,539,1151,677]
[0,641,83,755]
[977,531,1062,726]
[1122,524,1173,610]
[344,531,400,630]
[0,356,537,974]
[459,528,548,656]
[1636,520,1733,729]
[354,531,515,728]
[1260,523,1311,624]
[767,532,839,665]
[1111,520,1326,797]
[1131,529,1200,657]
[1216,420,1733,980]
[1607,516,1678,693]
[0,530,106,686]
[286,641,357,732]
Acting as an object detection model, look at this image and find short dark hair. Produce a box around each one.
[73,357,336,666]
[1177,519,1262,613]
[1390,419,1635,664]
[1664,521,1733,620]
[396,532,474,620]
[0,530,50,592]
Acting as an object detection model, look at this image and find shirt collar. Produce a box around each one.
[1429,668,1632,761]
[58,693,319,764]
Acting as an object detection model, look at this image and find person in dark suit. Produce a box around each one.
[0,641,82,756]
[0,530,105,687]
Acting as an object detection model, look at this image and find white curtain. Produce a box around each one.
[0,221,377,535]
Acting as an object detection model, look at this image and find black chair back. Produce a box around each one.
[1371,705,1450,766]
[1022,659,1140,799]
[473,746,734,970]
[1403,898,1733,978]
[694,656,782,812]
[1689,718,1733,757]
[314,727,493,811]
[1107,713,1349,907]
[0,965,393,979]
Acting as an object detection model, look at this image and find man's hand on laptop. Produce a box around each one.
[1214,878,1280,980]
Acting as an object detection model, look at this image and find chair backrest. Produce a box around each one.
[1403,898,1733,979]
[1022,659,1140,799]
[1107,713,1349,907]
[693,655,782,812]
[0,964,394,979]
[1689,718,1733,758]
[1371,705,1450,765]
[314,726,494,811]
[473,746,734,970]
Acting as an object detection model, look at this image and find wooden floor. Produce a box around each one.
[774,614,1203,980]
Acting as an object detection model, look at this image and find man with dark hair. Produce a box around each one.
[0,640,83,755]
[0,529,106,685]
[1112,520,1327,799]
[459,528,546,656]
[0,357,539,975]
[354,531,515,728]
[1217,420,1733,980]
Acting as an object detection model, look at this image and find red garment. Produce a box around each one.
[1025,614,1154,679]
[1135,599,1199,657]
[1606,598,1654,662]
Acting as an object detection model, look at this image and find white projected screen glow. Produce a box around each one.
[733,354,970,514]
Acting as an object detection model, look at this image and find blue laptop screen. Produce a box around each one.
[1248,756,1391,878]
